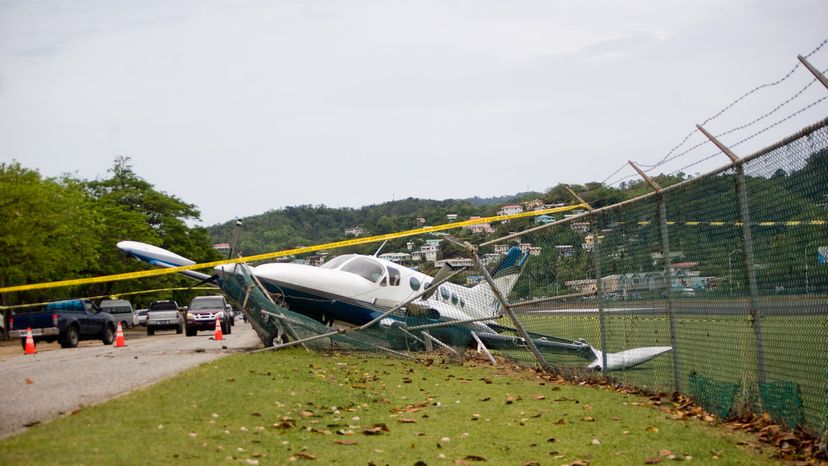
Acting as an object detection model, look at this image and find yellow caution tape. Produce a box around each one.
[626,220,825,226]
[0,204,588,294]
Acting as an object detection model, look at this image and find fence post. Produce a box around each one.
[697,126,768,392]
[589,218,610,381]
[628,161,682,392]
[563,188,609,380]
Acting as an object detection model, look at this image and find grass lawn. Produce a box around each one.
[0,348,781,465]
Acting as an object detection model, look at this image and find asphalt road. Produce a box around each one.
[0,323,262,439]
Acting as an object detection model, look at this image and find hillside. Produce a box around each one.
[206,194,544,256]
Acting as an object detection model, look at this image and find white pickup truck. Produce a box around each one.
[146,300,184,335]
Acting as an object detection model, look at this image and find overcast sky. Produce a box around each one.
[1,1,826,225]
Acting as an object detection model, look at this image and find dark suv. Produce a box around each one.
[185,295,232,337]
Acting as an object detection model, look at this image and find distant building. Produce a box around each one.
[308,255,326,267]
[493,244,511,254]
[464,216,495,234]
[446,213,458,221]
[498,205,524,216]
[535,215,555,225]
[466,275,485,286]
[213,243,231,255]
[344,226,365,236]
[414,244,439,262]
[434,258,474,268]
[379,252,412,263]
[554,245,575,257]
[522,199,545,211]
[571,222,591,234]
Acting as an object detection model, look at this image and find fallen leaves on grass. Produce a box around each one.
[363,423,390,435]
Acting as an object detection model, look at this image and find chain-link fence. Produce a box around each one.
[496,118,828,434]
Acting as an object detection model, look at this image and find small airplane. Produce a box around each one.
[117,240,671,371]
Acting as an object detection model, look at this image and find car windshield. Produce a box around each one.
[190,297,224,310]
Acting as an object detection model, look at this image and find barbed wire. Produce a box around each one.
[729,95,828,150]
[599,161,631,185]
[618,38,828,181]
[804,37,828,58]
[714,77,820,140]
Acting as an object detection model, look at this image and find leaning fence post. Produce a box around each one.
[467,246,552,373]
[697,125,768,393]
[629,161,682,392]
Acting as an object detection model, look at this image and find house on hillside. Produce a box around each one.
[498,205,524,216]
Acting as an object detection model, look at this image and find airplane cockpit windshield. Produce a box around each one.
[341,257,385,284]
[320,254,356,270]
[321,254,387,284]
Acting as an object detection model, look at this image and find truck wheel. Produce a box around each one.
[176,322,183,334]
[60,325,79,348]
[186,327,196,337]
[101,324,115,345]
[147,326,155,336]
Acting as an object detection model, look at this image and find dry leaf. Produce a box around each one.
[294,451,316,460]
[334,440,358,445]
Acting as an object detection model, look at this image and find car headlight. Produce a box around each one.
[187,312,194,319]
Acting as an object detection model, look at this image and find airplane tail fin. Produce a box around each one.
[465,245,529,318]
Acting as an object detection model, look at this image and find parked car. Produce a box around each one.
[186,295,232,337]
[9,299,115,348]
[99,299,135,329]
[134,309,148,327]
[146,300,183,335]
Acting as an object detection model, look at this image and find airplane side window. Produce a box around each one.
[341,257,385,284]
[440,287,450,300]
[409,276,421,291]
[451,293,458,305]
[388,267,401,286]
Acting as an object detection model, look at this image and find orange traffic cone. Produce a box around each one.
[24,327,36,355]
[213,315,223,341]
[114,321,126,347]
